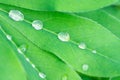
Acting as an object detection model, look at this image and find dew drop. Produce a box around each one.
[26,58,30,62]
[6,35,12,41]
[32,20,43,30]
[9,10,24,21]
[32,64,35,68]
[62,75,68,80]
[39,72,46,79]
[58,32,70,42]
[78,42,86,49]
[17,48,23,54]
[82,64,89,71]
[19,44,27,53]
[92,50,97,54]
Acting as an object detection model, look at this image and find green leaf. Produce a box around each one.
[76,5,120,80]
[0,0,118,12]
[78,73,109,80]
[0,4,82,80]
[1,4,120,78]
[0,32,26,80]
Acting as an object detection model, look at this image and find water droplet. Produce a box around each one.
[58,32,70,42]
[82,64,89,71]
[32,20,43,30]
[92,50,97,54]
[26,58,30,62]
[32,64,35,68]
[39,72,46,79]
[62,75,68,80]
[9,10,24,21]
[17,48,23,54]
[6,35,12,41]
[78,42,86,49]
[19,44,27,53]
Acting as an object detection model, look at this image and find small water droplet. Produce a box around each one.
[92,50,97,54]
[78,42,86,49]
[32,64,35,68]
[39,72,46,79]
[17,48,22,54]
[62,75,68,80]
[19,44,27,53]
[58,32,70,42]
[9,10,24,21]
[6,35,12,41]
[26,58,30,62]
[82,64,89,71]
[32,20,43,30]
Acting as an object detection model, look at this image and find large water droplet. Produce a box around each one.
[6,35,12,41]
[58,32,70,42]
[39,72,46,79]
[82,64,89,71]
[32,20,43,30]
[62,75,68,80]
[78,42,86,49]
[9,10,24,21]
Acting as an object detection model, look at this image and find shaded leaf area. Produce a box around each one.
[111,77,120,80]
[0,4,120,78]
[0,0,118,12]
[0,31,26,80]
[78,73,109,80]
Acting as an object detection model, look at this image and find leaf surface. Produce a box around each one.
[0,0,118,12]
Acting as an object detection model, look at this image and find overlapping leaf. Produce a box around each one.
[0,0,118,12]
